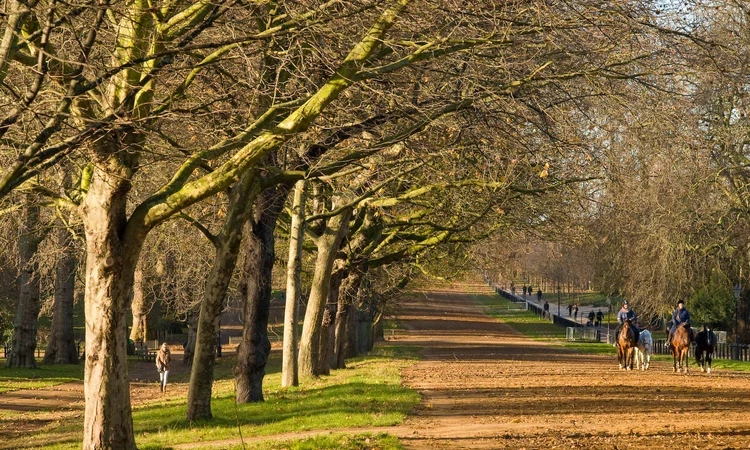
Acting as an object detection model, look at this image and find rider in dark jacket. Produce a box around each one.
[614,301,638,345]
[668,299,692,344]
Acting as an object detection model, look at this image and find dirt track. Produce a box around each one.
[5,283,750,449]
[392,284,750,449]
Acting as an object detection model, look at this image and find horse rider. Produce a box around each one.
[668,299,693,345]
[614,300,638,346]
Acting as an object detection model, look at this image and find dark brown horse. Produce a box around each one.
[617,319,637,370]
[670,323,692,373]
[695,324,716,374]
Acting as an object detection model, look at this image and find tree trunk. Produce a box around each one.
[234,185,289,403]
[183,311,197,364]
[298,209,351,378]
[317,305,334,376]
[43,222,79,365]
[282,180,306,388]
[128,264,148,343]
[186,174,257,421]
[334,271,363,369]
[7,194,44,368]
[81,168,140,450]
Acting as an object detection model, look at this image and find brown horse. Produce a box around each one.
[617,320,637,370]
[670,323,692,373]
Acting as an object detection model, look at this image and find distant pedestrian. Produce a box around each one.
[156,342,171,393]
[567,304,573,317]
[596,310,604,327]
[537,289,542,302]
[573,304,579,321]
[523,285,527,296]
[588,310,595,326]
[543,300,550,319]
[528,285,533,294]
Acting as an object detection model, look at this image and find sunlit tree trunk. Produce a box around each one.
[128,264,148,343]
[81,162,141,450]
[281,180,306,387]
[187,173,257,421]
[298,209,351,378]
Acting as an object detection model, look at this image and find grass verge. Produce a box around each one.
[0,364,83,393]
[9,344,419,450]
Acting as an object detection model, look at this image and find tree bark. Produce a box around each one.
[334,271,363,369]
[186,173,257,421]
[81,167,140,450]
[282,180,306,387]
[318,305,334,375]
[298,209,351,378]
[43,222,79,365]
[234,184,289,403]
[128,264,148,343]
[7,193,44,368]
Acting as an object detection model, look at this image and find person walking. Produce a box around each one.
[156,342,171,393]
[596,309,604,327]
[543,300,550,319]
[573,304,579,321]
[567,304,573,317]
[537,289,543,302]
[588,310,595,326]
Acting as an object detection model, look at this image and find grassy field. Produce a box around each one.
[3,344,420,450]
[0,363,83,392]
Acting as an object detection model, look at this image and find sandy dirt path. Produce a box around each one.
[393,283,750,449]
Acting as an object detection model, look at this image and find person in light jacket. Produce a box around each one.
[155,342,171,393]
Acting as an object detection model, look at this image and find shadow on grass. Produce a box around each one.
[133,379,416,436]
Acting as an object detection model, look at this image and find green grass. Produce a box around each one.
[13,344,420,450]
[473,293,565,340]
[0,364,83,393]
[216,432,404,450]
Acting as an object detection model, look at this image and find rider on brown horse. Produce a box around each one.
[614,300,638,345]
[668,299,693,345]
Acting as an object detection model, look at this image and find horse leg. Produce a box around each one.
[673,351,678,372]
[627,347,634,370]
[645,349,650,369]
[683,349,689,374]
[618,347,623,370]
[707,351,712,374]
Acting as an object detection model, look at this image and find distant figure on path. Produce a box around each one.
[543,300,550,319]
[537,289,542,302]
[523,285,527,296]
[573,304,579,321]
[567,304,573,317]
[596,310,604,327]
[156,343,171,393]
[588,310,595,326]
